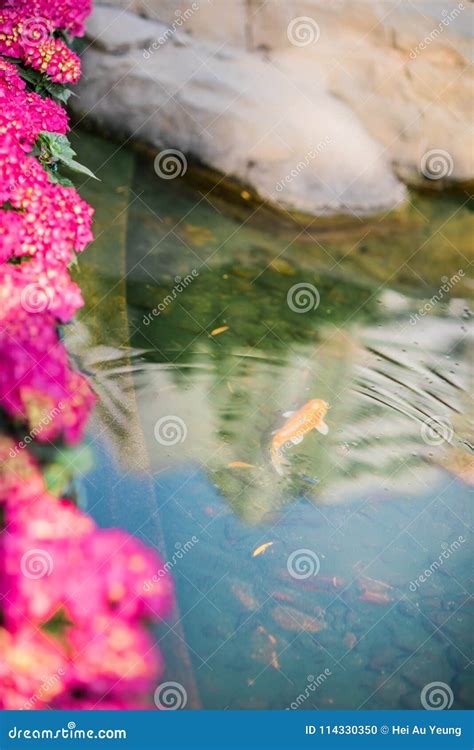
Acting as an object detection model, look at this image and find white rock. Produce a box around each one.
[76,6,406,216]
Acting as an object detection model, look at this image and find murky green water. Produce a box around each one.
[71,132,472,710]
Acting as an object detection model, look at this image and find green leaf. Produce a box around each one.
[38,132,100,181]
[43,81,74,104]
[48,171,75,188]
[61,158,99,180]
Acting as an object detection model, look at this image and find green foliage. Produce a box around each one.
[35,131,99,183]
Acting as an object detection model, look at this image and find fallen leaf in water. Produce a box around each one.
[358,590,391,605]
[210,326,229,336]
[227,461,257,469]
[183,223,215,246]
[251,541,274,557]
[269,258,295,276]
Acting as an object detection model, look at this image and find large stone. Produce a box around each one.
[73,1,473,218]
[75,7,406,217]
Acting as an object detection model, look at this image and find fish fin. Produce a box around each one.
[316,421,329,435]
[291,435,304,445]
[282,411,295,418]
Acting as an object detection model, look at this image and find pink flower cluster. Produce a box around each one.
[0,1,176,710]
[0,440,174,709]
[0,0,92,83]
[0,54,94,438]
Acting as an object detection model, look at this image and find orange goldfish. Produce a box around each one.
[271,399,329,475]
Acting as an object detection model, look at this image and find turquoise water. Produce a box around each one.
[73,139,472,710]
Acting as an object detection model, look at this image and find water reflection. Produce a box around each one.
[126,265,471,522]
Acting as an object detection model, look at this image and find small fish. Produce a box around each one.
[210,326,229,336]
[251,541,274,558]
[227,461,257,469]
[271,399,330,476]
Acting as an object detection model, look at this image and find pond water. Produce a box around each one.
[70,132,472,710]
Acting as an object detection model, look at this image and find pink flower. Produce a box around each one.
[0,435,45,500]
[67,618,164,698]
[0,310,96,443]
[0,2,92,81]
[0,626,68,709]
[67,529,175,623]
